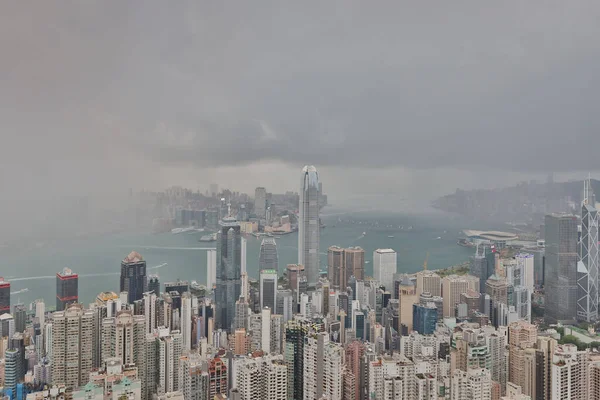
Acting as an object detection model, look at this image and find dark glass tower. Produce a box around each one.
[0,278,10,315]
[148,275,160,295]
[56,268,79,311]
[215,216,242,332]
[285,319,309,400]
[120,251,147,304]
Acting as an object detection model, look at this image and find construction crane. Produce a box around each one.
[423,252,429,270]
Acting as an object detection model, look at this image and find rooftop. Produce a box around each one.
[375,248,396,254]
[123,251,143,263]
[463,230,519,241]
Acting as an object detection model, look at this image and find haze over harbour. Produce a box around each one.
[3,208,503,307]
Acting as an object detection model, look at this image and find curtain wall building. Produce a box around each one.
[298,165,320,286]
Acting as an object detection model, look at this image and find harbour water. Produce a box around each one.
[2,209,501,307]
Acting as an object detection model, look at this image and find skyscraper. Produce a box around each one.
[148,275,160,295]
[373,249,397,292]
[51,303,94,389]
[328,246,365,290]
[303,332,344,400]
[544,213,578,324]
[259,238,279,274]
[13,304,26,333]
[254,187,267,219]
[298,165,320,286]
[101,310,145,366]
[0,277,10,315]
[215,216,242,332]
[285,319,309,400]
[56,268,79,311]
[207,249,217,289]
[260,269,278,311]
[120,251,147,304]
[577,177,599,322]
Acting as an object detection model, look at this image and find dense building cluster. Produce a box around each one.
[2,171,600,400]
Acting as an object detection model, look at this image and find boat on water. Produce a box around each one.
[199,233,217,242]
[457,238,475,248]
[172,226,196,234]
[362,232,367,236]
[388,235,395,238]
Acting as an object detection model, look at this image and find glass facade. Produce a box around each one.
[298,165,320,286]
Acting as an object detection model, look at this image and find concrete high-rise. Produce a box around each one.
[215,216,242,332]
[577,177,599,322]
[544,213,579,324]
[303,332,343,400]
[51,303,94,388]
[56,268,79,311]
[373,249,397,292]
[442,275,478,318]
[259,238,279,274]
[260,269,278,311]
[0,278,10,315]
[328,246,365,290]
[101,310,145,367]
[254,187,267,219]
[451,368,492,400]
[298,165,320,286]
[207,249,217,290]
[120,251,147,304]
[415,270,441,297]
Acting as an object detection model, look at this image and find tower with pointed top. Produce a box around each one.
[577,176,599,322]
[215,216,242,332]
[299,165,320,286]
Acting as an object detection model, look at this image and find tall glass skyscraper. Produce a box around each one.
[298,165,320,286]
[120,252,147,304]
[215,216,242,332]
[259,238,279,274]
[577,177,599,322]
[544,213,578,324]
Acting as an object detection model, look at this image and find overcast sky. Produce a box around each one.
[2,1,600,210]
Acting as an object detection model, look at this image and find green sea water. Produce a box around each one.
[2,209,501,307]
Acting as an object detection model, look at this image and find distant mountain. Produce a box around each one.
[432,179,600,224]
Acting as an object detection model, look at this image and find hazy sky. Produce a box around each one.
[2,1,600,208]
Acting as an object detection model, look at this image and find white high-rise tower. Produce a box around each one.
[299,165,320,286]
[577,176,599,322]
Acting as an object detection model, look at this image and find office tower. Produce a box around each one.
[120,251,147,304]
[328,246,366,290]
[259,238,279,274]
[345,247,365,281]
[516,253,535,292]
[148,275,160,295]
[4,348,19,393]
[544,213,578,324]
[165,280,190,296]
[215,216,242,332]
[303,332,344,400]
[242,237,247,275]
[208,357,228,398]
[55,267,79,311]
[442,275,474,318]
[101,310,145,367]
[286,264,305,299]
[0,278,10,315]
[207,249,217,289]
[460,290,480,317]
[328,246,345,290]
[451,368,492,400]
[513,286,532,322]
[420,291,444,321]
[415,270,441,297]
[260,270,278,311]
[413,303,437,334]
[13,304,26,333]
[261,307,272,354]
[398,275,418,332]
[485,275,508,305]
[373,249,397,292]
[51,303,94,388]
[181,292,193,351]
[178,353,209,400]
[8,332,26,384]
[470,245,494,294]
[577,177,599,322]
[285,319,309,400]
[254,187,267,219]
[298,165,320,286]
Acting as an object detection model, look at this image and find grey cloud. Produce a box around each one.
[2,0,600,183]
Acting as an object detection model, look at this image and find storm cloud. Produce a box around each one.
[2,0,600,197]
